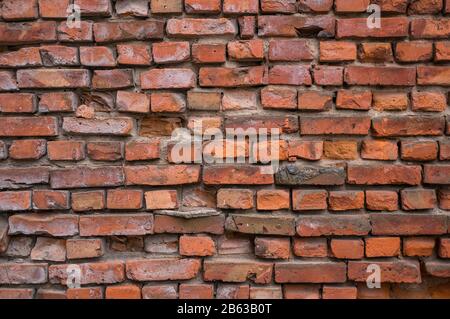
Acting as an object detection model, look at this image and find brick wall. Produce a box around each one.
[0,0,449,299]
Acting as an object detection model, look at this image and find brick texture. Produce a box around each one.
[0,0,449,300]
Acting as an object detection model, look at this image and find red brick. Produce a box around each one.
[255,237,290,259]
[125,140,160,161]
[155,215,225,235]
[117,43,152,65]
[334,0,369,12]
[126,258,200,281]
[33,190,69,210]
[31,237,66,262]
[145,190,178,210]
[1,0,38,21]
[49,261,125,285]
[0,288,34,299]
[57,21,93,42]
[67,287,103,299]
[418,66,450,86]
[87,141,123,161]
[217,284,250,299]
[269,65,311,86]
[225,214,295,236]
[329,191,364,211]
[256,190,290,211]
[203,165,274,185]
[107,189,142,210]
[185,0,221,13]
[167,18,236,37]
[337,18,409,38]
[223,0,258,14]
[412,91,446,112]
[371,214,447,235]
[283,284,320,299]
[228,40,264,61]
[258,15,335,37]
[261,86,297,110]
[125,165,200,186]
[80,46,115,67]
[288,140,323,160]
[361,140,398,160]
[439,238,450,258]
[18,69,90,89]
[94,21,164,42]
[292,190,327,211]
[75,0,112,16]
[8,214,79,237]
[293,238,327,258]
[0,263,47,284]
[238,16,256,38]
[141,68,195,89]
[217,189,254,210]
[401,189,436,210]
[0,117,58,137]
[366,190,398,211]
[435,41,450,62]
[275,262,346,283]
[424,165,450,184]
[0,93,36,113]
[63,117,133,136]
[323,140,358,160]
[336,90,372,110]
[403,237,435,257]
[204,259,273,284]
[313,66,343,86]
[373,92,408,111]
[39,45,78,66]
[106,285,141,299]
[79,214,153,236]
[142,284,178,299]
[320,41,356,62]
[348,164,421,185]
[51,167,123,189]
[349,261,421,283]
[201,66,267,87]
[0,191,31,211]
[366,237,400,257]
[67,239,104,259]
[151,0,183,13]
[9,139,46,160]
[71,191,106,212]
[179,284,214,299]
[192,43,226,64]
[0,167,49,189]
[297,215,371,237]
[39,0,70,18]
[39,92,77,113]
[300,116,370,135]
[180,235,216,256]
[153,42,190,64]
[345,66,416,86]
[48,141,85,161]
[331,239,364,259]
[373,116,444,137]
[411,18,450,39]
[298,91,333,111]
[0,21,55,44]
[396,41,433,63]
[401,141,438,161]
[323,286,357,300]
[0,47,41,68]
[439,189,450,209]
[359,43,393,63]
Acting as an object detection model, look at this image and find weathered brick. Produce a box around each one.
[0,263,47,284]
[348,165,422,185]
[167,18,237,37]
[275,262,346,283]
[371,214,447,235]
[94,21,164,42]
[226,214,295,236]
[300,116,370,135]
[0,117,58,137]
[344,66,416,86]
[0,22,56,44]
[126,258,200,281]
[0,191,31,211]
[258,15,335,37]
[204,259,273,284]
[79,214,153,236]
[297,215,371,237]
[9,214,79,237]
[349,261,421,283]
[49,261,125,285]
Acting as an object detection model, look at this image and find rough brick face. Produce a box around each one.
[0,2,448,301]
